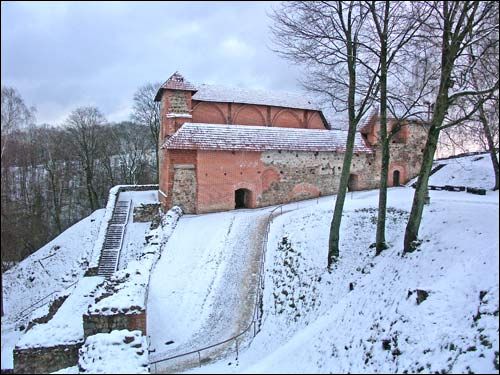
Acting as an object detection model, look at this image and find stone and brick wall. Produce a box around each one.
[14,343,82,374]
[387,123,428,186]
[157,85,428,214]
[191,149,379,214]
[162,136,426,214]
[159,149,197,208]
[83,311,147,338]
[133,203,161,223]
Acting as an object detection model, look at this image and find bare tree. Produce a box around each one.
[1,86,35,161]
[404,1,499,253]
[365,1,434,255]
[1,86,36,316]
[108,122,153,185]
[65,107,107,212]
[271,1,379,269]
[131,83,162,182]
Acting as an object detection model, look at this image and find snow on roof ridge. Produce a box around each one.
[163,123,373,153]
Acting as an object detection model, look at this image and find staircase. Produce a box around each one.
[97,200,132,278]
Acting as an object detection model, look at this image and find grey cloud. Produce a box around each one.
[1,1,309,125]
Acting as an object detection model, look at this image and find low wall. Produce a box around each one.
[13,343,82,374]
[83,311,146,338]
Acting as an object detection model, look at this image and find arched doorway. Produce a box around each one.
[347,174,359,192]
[235,188,251,209]
[393,170,401,186]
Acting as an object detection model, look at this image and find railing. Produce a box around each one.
[16,280,79,322]
[14,185,160,324]
[149,203,287,373]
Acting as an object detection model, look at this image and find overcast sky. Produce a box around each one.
[1,1,307,125]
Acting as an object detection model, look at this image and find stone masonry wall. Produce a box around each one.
[259,150,379,206]
[159,149,197,209]
[172,165,197,213]
[133,203,161,223]
[14,343,82,374]
[83,312,147,338]
[387,123,428,185]
[195,149,379,213]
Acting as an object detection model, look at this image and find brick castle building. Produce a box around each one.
[155,72,427,214]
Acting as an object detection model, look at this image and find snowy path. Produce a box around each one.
[147,206,274,372]
[117,190,158,269]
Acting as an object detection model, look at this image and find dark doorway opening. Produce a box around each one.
[347,174,358,192]
[235,188,251,209]
[393,170,401,186]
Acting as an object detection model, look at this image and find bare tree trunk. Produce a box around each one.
[328,34,357,268]
[47,168,62,233]
[404,126,440,252]
[478,101,500,191]
[328,126,357,267]
[402,0,499,253]
[375,3,389,255]
[85,165,98,211]
[376,138,390,254]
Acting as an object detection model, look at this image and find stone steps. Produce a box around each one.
[97,200,131,278]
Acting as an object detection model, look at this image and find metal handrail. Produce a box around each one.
[16,279,79,322]
[149,203,286,372]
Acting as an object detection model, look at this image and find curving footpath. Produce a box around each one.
[147,206,276,373]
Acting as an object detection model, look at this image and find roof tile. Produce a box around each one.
[163,123,373,153]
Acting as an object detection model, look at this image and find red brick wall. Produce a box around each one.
[128,312,147,335]
[192,100,327,129]
[191,101,227,124]
[196,150,265,212]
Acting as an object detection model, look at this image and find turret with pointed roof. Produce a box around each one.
[154,71,197,102]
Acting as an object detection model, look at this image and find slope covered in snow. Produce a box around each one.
[185,187,498,374]
[429,152,497,190]
[148,207,273,372]
[2,153,498,373]
[2,209,104,320]
[1,209,104,370]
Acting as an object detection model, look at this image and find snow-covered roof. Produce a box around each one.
[154,72,322,111]
[154,72,197,101]
[162,123,373,153]
[192,84,322,111]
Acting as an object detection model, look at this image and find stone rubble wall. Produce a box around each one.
[13,343,82,374]
[83,312,146,338]
[133,203,161,223]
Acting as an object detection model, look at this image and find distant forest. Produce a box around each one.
[1,84,160,267]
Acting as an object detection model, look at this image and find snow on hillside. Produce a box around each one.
[2,153,498,373]
[185,187,498,374]
[179,154,499,374]
[1,209,104,369]
[2,209,104,320]
[429,152,498,190]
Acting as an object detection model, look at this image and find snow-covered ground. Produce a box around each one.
[2,154,498,373]
[16,276,104,349]
[146,153,499,373]
[117,190,158,269]
[181,186,498,374]
[148,207,274,372]
[1,209,104,370]
[1,188,158,371]
[429,152,497,190]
